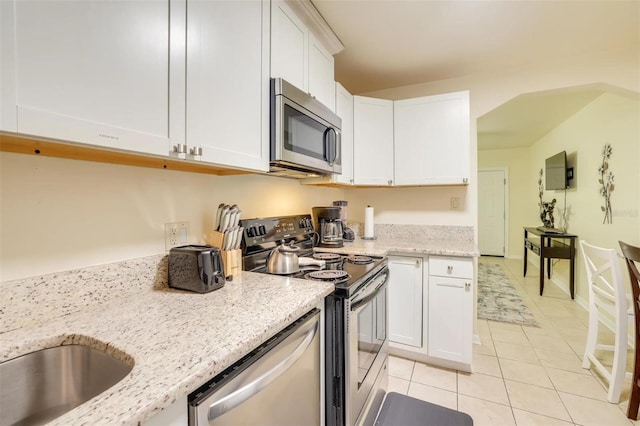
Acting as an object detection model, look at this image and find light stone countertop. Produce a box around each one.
[0,227,477,424]
[313,236,480,258]
[0,255,334,425]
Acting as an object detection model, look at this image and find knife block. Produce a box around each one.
[209,231,242,279]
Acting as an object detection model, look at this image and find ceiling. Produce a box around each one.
[312,0,640,95]
[311,0,639,150]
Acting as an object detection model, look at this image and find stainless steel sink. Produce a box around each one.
[0,344,133,426]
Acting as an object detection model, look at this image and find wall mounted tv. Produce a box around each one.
[545,151,568,190]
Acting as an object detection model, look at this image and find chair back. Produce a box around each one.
[580,240,627,320]
[620,241,640,314]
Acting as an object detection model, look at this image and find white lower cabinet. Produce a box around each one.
[427,256,473,365]
[388,256,423,347]
[388,254,473,371]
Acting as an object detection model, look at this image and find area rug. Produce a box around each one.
[477,262,540,327]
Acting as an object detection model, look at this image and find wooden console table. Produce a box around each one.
[523,227,577,299]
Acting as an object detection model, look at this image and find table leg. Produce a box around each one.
[523,231,528,276]
[570,239,575,299]
[539,252,545,296]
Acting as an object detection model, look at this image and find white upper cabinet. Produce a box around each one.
[308,33,335,110]
[270,0,335,111]
[1,0,182,156]
[270,0,307,91]
[353,96,394,186]
[185,0,269,172]
[333,83,354,185]
[394,91,470,186]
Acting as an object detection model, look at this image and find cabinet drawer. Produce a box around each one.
[429,256,473,279]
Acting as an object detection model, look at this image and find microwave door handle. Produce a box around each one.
[330,129,338,164]
[323,128,337,165]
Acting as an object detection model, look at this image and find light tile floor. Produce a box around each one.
[388,256,638,426]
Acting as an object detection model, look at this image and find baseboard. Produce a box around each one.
[505,255,523,260]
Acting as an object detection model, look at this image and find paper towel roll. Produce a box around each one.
[364,206,374,239]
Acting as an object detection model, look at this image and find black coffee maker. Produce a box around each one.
[312,206,344,248]
[332,200,355,241]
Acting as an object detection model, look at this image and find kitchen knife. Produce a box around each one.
[222,229,231,251]
[214,203,225,231]
[219,206,230,232]
[232,208,242,228]
[234,226,243,250]
[226,209,238,232]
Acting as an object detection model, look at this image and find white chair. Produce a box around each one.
[580,240,628,403]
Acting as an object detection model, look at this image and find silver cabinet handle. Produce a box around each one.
[465,282,471,291]
[388,180,393,185]
[447,265,453,274]
[173,143,187,154]
[207,318,318,421]
[416,260,421,267]
[190,146,203,156]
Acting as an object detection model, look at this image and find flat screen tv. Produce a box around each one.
[545,151,567,190]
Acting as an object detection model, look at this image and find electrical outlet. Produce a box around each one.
[165,222,189,251]
[450,197,460,210]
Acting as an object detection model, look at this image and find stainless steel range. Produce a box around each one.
[241,214,389,426]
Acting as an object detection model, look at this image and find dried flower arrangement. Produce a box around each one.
[599,143,614,224]
[538,168,557,228]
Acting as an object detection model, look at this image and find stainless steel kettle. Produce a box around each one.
[266,242,301,275]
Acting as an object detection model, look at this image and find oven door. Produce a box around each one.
[346,267,389,425]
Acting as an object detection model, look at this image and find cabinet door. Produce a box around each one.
[3,0,180,156]
[353,96,394,186]
[334,83,353,185]
[394,91,470,186]
[186,0,269,172]
[428,275,473,364]
[308,33,335,111]
[270,0,307,91]
[388,256,423,348]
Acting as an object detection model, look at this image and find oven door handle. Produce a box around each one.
[351,274,388,312]
[206,316,318,421]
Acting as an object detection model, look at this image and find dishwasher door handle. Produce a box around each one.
[207,318,319,422]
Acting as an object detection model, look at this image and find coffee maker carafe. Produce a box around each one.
[312,206,344,248]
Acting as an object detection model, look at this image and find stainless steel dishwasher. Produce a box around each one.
[188,309,321,425]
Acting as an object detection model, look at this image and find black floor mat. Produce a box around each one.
[375,392,473,426]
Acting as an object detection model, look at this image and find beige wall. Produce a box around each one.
[0,152,345,281]
[528,92,640,305]
[479,91,639,307]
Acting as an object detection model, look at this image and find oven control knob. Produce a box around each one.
[258,225,266,236]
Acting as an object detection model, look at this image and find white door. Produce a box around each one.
[478,169,506,256]
[388,256,423,348]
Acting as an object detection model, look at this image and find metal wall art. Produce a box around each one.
[599,143,614,224]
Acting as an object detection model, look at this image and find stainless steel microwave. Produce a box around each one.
[270,78,342,178]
